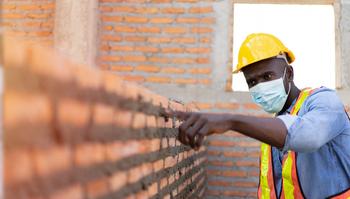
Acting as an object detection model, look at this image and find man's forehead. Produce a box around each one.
[242,58,286,77]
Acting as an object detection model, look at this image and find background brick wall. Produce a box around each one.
[97,0,215,87]
[2,36,206,199]
[1,0,55,46]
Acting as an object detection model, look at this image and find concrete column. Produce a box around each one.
[338,0,350,89]
[54,0,99,67]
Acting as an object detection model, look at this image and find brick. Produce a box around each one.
[172,37,196,43]
[101,34,122,42]
[198,78,211,85]
[110,65,134,72]
[112,6,135,12]
[191,27,213,33]
[162,7,185,14]
[148,37,171,43]
[103,25,114,31]
[176,17,200,23]
[100,6,112,12]
[135,46,159,53]
[50,184,83,199]
[28,31,52,37]
[174,78,197,84]
[2,13,24,19]
[2,4,16,10]
[122,55,147,62]
[74,143,105,167]
[150,17,173,24]
[135,65,160,73]
[41,3,55,10]
[161,67,185,74]
[135,7,159,14]
[4,91,51,126]
[189,6,214,13]
[101,15,123,22]
[58,99,89,127]
[137,26,161,33]
[115,25,137,33]
[162,47,184,54]
[201,17,216,24]
[188,68,212,74]
[110,172,127,191]
[17,4,41,10]
[122,75,145,83]
[27,13,51,19]
[124,36,146,42]
[86,178,109,198]
[163,27,187,34]
[32,146,71,177]
[236,160,259,167]
[124,16,148,23]
[94,104,114,125]
[148,56,169,63]
[232,181,259,188]
[5,149,33,185]
[192,102,213,110]
[146,76,171,83]
[196,57,210,64]
[111,45,134,52]
[214,102,240,110]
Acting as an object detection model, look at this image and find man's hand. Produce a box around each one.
[167,111,234,150]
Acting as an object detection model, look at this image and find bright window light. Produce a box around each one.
[232,4,335,91]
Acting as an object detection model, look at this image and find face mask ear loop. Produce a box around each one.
[283,66,291,96]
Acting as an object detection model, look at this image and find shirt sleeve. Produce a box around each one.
[280,90,348,153]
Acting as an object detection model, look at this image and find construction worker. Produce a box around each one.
[167,33,350,198]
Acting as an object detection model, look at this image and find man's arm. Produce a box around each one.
[169,111,287,150]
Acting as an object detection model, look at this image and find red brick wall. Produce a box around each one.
[97,0,214,86]
[1,0,55,46]
[2,36,206,199]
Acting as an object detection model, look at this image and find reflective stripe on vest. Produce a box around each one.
[258,88,350,199]
[258,88,312,199]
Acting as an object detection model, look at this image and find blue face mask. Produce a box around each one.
[249,68,291,113]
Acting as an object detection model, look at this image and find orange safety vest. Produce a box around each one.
[258,88,350,199]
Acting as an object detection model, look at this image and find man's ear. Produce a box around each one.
[287,65,294,81]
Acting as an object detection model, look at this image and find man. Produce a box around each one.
[168,33,350,198]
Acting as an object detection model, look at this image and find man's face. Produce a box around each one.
[241,58,292,92]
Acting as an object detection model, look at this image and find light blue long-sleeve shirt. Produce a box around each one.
[274,87,350,198]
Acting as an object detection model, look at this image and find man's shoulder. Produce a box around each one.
[305,86,343,109]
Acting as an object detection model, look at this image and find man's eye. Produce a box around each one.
[264,74,272,80]
[248,80,256,86]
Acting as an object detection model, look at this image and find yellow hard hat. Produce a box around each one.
[233,33,295,73]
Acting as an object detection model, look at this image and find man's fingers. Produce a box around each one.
[195,124,209,148]
[187,118,206,148]
[179,114,198,145]
[162,109,191,121]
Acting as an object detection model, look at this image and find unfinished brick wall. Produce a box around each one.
[1,0,55,46]
[98,0,214,86]
[2,36,206,199]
